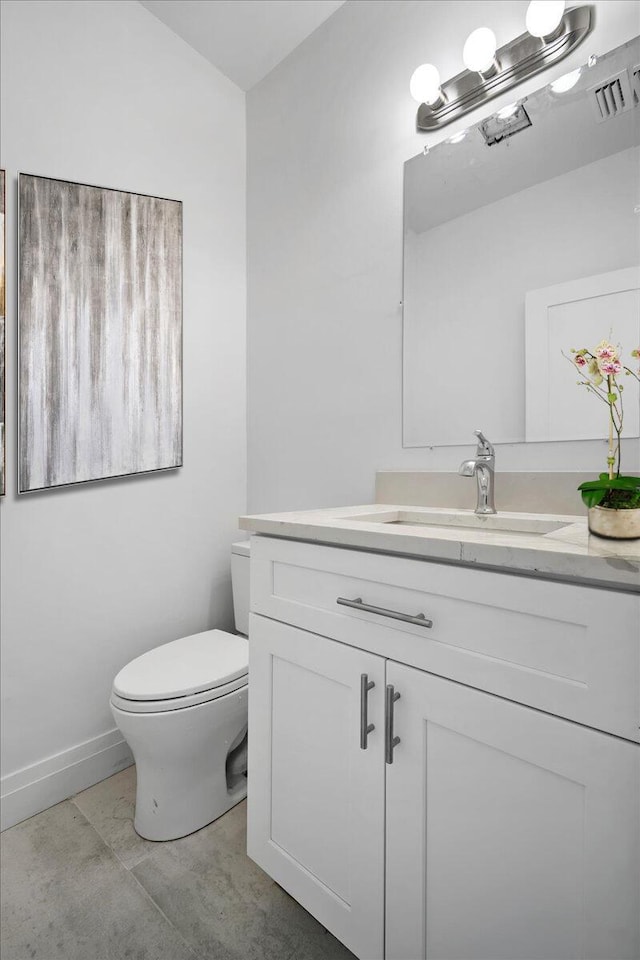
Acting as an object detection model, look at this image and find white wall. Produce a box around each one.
[0,0,246,827]
[247,0,640,513]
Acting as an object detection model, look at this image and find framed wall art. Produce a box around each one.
[19,174,182,493]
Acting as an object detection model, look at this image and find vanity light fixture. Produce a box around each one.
[412,1,592,131]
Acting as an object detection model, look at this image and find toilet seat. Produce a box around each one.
[111,629,248,714]
[111,673,248,714]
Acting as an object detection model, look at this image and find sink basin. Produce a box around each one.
[341,509,571,537]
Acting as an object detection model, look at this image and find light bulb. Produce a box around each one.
[462,27,498,74]
[526,1,565,39]
[409,63,442,105]
[550,68,581,93]
[497,102,519,119]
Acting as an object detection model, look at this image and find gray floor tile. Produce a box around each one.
[132,800,356,960]
[2,771,356,960]
[0,800,199,960]
[255,884,357,960]
[72,764,155,870]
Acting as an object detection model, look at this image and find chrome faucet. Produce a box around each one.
[459,430,496,515]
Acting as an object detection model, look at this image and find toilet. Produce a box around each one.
[110,540,251,841]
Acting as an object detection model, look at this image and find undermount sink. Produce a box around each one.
[342,509,572,537]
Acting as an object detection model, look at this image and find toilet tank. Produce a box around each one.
[231,540,251,636]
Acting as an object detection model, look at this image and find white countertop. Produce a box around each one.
[239,504,640,593]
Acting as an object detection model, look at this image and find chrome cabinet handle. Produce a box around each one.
[385,684,401,764]
[337,596,433,629]
[360,673,375,749]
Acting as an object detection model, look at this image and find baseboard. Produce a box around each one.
[1,729,133,831]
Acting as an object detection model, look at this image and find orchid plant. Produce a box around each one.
[566,339,640,509]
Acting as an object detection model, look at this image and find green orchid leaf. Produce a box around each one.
[580,488,606,508]
[578,475,640,507]
[612,476,640,491]
[580,476,640,490]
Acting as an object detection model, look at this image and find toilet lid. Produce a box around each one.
[231,539,250,557]
[113,629,248,701]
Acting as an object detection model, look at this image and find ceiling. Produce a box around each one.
[139,0,346,91]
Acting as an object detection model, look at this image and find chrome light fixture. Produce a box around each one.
[411,2,592,131]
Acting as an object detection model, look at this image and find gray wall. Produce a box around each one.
[247,0,640,514]
[0,0,246,812]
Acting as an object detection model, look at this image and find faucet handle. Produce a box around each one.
[474,430,495,458]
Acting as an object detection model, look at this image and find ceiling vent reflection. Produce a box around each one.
[480,105,533,145]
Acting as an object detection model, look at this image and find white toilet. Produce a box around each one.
[110,540,251,841]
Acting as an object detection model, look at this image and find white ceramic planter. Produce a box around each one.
[588,505,640,540]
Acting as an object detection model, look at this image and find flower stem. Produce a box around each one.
[608,376,614,480]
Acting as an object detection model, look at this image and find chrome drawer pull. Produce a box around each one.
[385,684,401,764]
[360,673,375,750]
[337,596,433,629]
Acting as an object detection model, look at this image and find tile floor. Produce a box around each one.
[1,766,356,960]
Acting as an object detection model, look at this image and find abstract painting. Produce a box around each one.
[0,170,5,496]
[19,175,182,493]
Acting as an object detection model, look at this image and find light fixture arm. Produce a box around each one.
[416,5,592,132]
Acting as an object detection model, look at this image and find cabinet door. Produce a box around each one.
[385,662,640,960]
[248,613,386,960]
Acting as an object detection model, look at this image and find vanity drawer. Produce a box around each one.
[250,535,640,743]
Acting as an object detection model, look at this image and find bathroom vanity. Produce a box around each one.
[240,40,640,955]
[240,504,640,960]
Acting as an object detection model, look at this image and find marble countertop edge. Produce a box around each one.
[239,504,640,593]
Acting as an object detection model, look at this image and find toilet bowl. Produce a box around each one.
[110,540,251,841]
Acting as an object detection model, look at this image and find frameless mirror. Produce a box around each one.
[403,36,640,447]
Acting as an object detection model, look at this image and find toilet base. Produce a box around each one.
[134,774,247,842]
[111,684,248,842]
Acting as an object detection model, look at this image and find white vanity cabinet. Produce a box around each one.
[385,663,639,960]
[247,536,640,960]
[248,614,386,960]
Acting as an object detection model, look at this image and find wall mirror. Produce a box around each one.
[403,36,640,448]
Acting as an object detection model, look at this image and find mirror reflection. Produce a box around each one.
[403,36,640,448]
